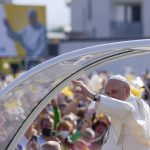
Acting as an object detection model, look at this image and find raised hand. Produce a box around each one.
[71,80,95,100]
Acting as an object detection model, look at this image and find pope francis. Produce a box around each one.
[72,75,150,150]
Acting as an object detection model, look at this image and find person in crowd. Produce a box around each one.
[72,74,150,150]
[142,70,150,105]
[38,116,57,145]
[0,71,7,89]
[51,99,61,130]
[73,139,90,150]
[57,120,74,141]
[80,128,95,146]
[18,124,38,150]
[57,120,74,149]
[26,135,39,150]
[0,71,6,81]
[56,93,69,116]
[63,113,77,132]
[92,114,110,140]
[40,141,61,150]
[4,9,47,57]
[34,108,53,135]
[90,114,110,150]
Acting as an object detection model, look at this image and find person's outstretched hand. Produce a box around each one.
[72,80,95,100]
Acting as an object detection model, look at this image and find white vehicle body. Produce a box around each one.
[0,39,150,149]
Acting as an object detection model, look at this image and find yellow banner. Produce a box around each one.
[1,4,46,58]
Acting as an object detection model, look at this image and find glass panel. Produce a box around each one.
[17,51,150,150]
[0,51,108,149]
[0,45,150,149]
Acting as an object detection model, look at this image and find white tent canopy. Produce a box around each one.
[0,39,150,149]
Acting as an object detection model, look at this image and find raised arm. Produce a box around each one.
[95,95,135,122]
[71,80,139,127]
[4,19,21,41]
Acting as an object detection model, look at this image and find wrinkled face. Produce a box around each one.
[104,79,130,100]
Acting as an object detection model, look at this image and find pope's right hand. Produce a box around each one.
[71,80,95,100]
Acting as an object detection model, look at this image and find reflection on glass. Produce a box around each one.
[0,45,150,149]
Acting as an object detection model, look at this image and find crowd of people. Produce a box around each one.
[1,69,150,150]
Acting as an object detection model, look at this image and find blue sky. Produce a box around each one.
[13,0,71,30]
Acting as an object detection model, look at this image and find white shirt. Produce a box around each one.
[95,95,150,150]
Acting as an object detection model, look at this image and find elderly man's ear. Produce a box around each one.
[126,86,130,97]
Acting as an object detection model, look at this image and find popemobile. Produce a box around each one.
[0,40,150,150]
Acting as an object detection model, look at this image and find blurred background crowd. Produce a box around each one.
[1,0,150,149]
[1,68,150,150]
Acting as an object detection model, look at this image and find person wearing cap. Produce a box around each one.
[72,75,150,150]
[4,9,47,57]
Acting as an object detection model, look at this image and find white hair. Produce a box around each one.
[40,141,61,150]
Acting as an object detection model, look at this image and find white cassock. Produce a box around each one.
[95,95,150,150]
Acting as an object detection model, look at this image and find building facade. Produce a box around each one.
[0,0,12,3]
[71,0,150,38]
